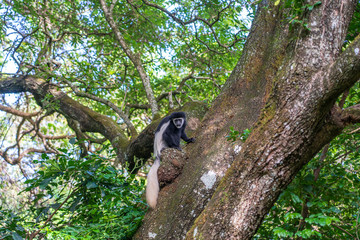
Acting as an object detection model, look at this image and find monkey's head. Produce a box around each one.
[170,112,186,129]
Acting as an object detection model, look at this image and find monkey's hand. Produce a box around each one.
[186,138,195,143]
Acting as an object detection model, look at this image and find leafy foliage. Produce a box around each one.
[0,0,253,128]
[277,0,322,31]
[0,145,146,240]
[226,127,252,142]
[255,124,360,239]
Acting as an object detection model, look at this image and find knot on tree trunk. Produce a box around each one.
[158,148,187,188]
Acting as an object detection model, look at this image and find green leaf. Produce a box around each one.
[69,137,77,144]
[290,192,302,203]
[39,178,53,190]
[69,197,82,212]
[303,185,313,193]
[284,212,302,221]
[12,232,23,240]
[295,229,318,238]
[86,181,98,189]
[314,1,322,7]
[273,227,293,237]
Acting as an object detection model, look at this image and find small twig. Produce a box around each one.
[127,91,185,109]
[349,126,360,134]
[29,187,79,240]
[331,223,356,239]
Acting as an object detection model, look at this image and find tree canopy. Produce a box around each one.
[0,0,360,239]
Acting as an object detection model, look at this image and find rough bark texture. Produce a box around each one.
[135,0,360,239]
[187,1,360,239]
[157,148,187,188]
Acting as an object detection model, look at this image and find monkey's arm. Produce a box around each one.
[181,129,195,143]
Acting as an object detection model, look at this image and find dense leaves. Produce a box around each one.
[1,0,252,125]
[0,144,146,239]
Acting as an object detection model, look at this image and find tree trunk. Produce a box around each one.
[135,0,360,239]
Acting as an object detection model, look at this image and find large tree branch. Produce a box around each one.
[99,0,160,119]
[0,75,207,171]
[184,1,359,239]
[125,101,208,171]
[323,35,360,103]
[0,75,129,163]
[177,74,212,91]
[340,103,360,125]
[136,1,359,239]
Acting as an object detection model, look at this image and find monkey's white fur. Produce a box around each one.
[146,158,160,209]
[153,121,170,157]
[146,121,169,209]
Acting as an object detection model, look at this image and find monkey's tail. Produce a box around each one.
[146,156,160,209]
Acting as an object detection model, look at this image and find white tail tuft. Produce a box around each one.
[146,158,160,209]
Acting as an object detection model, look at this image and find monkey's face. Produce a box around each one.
[173,118,184,129]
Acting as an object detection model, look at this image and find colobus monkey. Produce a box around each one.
[146,112,195,209]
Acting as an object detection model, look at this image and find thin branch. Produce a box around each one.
[65,80,138,137]
[141,0,233,27]
[0,104,40,118]
[41,134,75,140]
[177,74,212,91]
[349,126,360,134]
[0,148,54,165]
[127,91,185,109]
[29,187,79,240]
[194,32,226,54]
[141,0,244,50]
[331,223,356,239]
[99,0,159,119]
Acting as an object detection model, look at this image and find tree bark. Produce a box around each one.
[135,0,360,239]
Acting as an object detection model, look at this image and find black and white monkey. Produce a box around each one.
[146,112,195,209]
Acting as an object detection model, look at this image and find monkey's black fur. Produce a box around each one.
[155,111,194,152]
[146,111,194,209]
